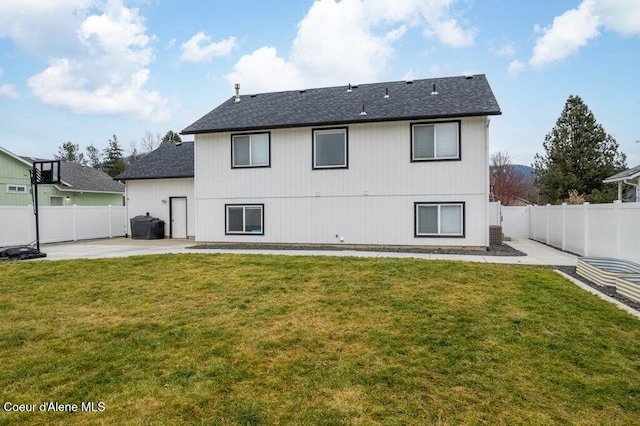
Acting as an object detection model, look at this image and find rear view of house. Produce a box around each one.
[182,75,501,248]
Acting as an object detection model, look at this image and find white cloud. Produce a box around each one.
[530,0,600,68]
[0,0,93,55]
[180,32,237,62]
[29,59,168,121]
[424,19,476,48]
[491,41,516,57]
[593,0,640,35]
[529,0,640,69]
[225,47,305,93]
[225,0,476,93]
[507,60,525,76]
[0,84,20,99]
[24,0,169,122]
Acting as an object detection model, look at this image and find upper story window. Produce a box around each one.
[6,184,27,194]
[411,121,460,161]
[313,128,348,169]
[232,132,270,168]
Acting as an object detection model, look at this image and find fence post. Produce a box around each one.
[614,200,621,258]
[546,204,550,245]
[108,205,113,238]
[561,203,567,252]
[583,202,590,257]
[72,204,78,241]
[530,205,536,240]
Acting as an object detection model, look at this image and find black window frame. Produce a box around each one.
[225,204,265,235]
[312,127,349,170]
[414,201,465,238]
[231,132,271,168]
[410,120,461,162]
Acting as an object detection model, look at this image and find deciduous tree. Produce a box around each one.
[490,151,533,205]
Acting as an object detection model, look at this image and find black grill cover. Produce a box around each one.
[130,215,165,239]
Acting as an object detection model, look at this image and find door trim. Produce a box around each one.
[169,196,187,238]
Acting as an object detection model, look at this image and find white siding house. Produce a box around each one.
[116,142,195,238]
[183,75,501,248]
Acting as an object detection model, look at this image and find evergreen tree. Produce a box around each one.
[161,130,182,144]
[86,144,102,169]
[533,95,627,204]
[103,135,126,177]
[55,142,86,165]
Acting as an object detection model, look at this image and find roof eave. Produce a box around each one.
[182,110,502,135]
[116,175,194,181]
[604,173,640,183]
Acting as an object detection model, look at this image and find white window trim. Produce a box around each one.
[312,127,348,169]
[411,121,461,161]
[231,132,270,168]
[225,204,264,235]
[415,202,465,238]
[6,184,27,194]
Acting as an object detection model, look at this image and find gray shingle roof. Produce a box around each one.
[603,164,640,183]
[115,142,194,180]
[57,162,125,193]
[182,74,501,135]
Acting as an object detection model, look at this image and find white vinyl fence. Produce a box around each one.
[492,201,639,263]
[0,205,126,247]
[529,202,640,263]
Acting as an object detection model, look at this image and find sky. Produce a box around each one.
[1,0,639,167]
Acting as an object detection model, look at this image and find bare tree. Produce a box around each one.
[140,130,162,153]
[490,151,532,206]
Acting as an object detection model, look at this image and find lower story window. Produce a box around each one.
[226,204,264,235]
[415,202,464,237]
[6,184,27,194]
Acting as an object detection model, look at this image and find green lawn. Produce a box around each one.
[1,254,639,425]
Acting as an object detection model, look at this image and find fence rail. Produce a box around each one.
[0,205,126,247]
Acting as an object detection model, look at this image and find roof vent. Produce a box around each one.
[347,83,352,93]
[384,88,389,99]
[431,84,438,95]
[299,90,306,94]
[359,104,367,116]
[464,73,473,79]
[234,83,241,102]
[406,79,413,84]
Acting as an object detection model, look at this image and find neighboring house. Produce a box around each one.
[115,142,194,238]
[182,75,501,248]
[0,146,124,206]
[604,165,640,202]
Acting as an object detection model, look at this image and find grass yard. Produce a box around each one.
[1,254,639,425]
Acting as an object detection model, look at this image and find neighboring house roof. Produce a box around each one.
[56,162,124,194]
[115,142,194,180]
[182,74,502,135]
[603,165,640,183]
[1,146,43,165]
[2,146,123,194]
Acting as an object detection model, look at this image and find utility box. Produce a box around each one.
[489,225,503,245]
[130,214,165,240]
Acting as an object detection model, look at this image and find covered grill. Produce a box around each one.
[130,214,165,240]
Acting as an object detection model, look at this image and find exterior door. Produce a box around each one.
[170,197,187,238]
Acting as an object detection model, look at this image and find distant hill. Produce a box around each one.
[490,164,534,180]
[513,164,534,181]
